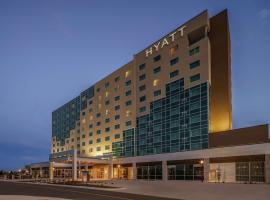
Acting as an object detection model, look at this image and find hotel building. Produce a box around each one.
[28,9,270,183]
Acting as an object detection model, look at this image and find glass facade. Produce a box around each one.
[52,85,94,145]
[137,163,162,180]
[236,161,265,182]
[112,79,209,158]
[168,163,203,180]
[136,79,208,156]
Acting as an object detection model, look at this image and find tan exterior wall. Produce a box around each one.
[209,124,270,148]
[209,9,232,133]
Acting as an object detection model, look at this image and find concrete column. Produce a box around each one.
[49,162,54,181]
[265,154,270,183]
[108,158,113,180]
[132,162,137,180]
[203,158,210,182]
[72,150,77,181]
[39,167,43,178]
[162,160,167,181]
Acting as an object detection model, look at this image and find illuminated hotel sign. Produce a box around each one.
[145,26,186,57]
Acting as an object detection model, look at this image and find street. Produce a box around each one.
[0,181,179,200]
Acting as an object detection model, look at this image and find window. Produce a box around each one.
[170,44,179,55]
[82,142,85,146]
[96,138,101,143]
[153,66,161,74]
[105,136,110,141]
[96,88,100,92]
[125,100,132,106]
[125,80,131,86]
[89,100,93,105]
[89,140,93,144]
[126,110,131,117]
[105,118,110,123]
[153,55,161,62]
[126,121,132,126]
[126,90,132,96]
[115,124,120,129]
[139,85,146,91]
[139,63,146,70]
[115,134,121,139]
[153,79,160,86]
[89,132,93,137]
[170,70,179,78]
[190,74,200,82]
[190,114,200,124]
[82,111,85,116]
[190,60,200,69]
[154,90,161,97]
[96,121,101,126]
[170,57,179,66]
[125,70,131,78]
[189,47,200,56]
[105,82,110,88]
[139,74,146,81]
[96,146,101,151]
[140,96,146,102]
[105,100,110,105]
[115,105,120,111]
[115,115,120,120]
[105,127,110,132]
[96,130,101,135]
[89,124,93,128]
[115,76,120,82]
[105,145,110,150]
[139,106,146,113]
[115,96,120,101]
[96,113,101,118]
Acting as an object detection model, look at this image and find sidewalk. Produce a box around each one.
[91,180,270,200]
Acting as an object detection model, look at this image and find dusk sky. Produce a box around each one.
[0,0,269,170]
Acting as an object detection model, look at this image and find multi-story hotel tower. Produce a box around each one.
[28,9,270,183]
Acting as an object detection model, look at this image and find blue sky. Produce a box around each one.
[0,0,269,170]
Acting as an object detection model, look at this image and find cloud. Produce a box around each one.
[258,8,270,20]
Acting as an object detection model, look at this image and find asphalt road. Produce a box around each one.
[0,181,180,200]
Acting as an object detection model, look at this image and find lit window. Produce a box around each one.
[126,110,131,117]
[105,109,109,115]
[125,70,131,78]
[153,79,160,86]
[105,91,109,98]
[170,45,178,55]
[98,104,102,109]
